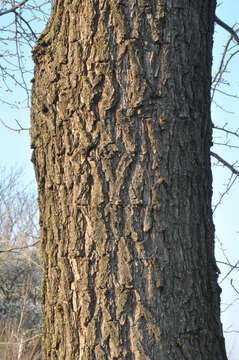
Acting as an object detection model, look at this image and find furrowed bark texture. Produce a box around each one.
[31,0,227,359]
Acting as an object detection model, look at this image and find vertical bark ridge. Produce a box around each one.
[31,0,227,359]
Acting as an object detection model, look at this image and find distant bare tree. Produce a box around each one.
[0,0,52,130]
[0,167,41,360]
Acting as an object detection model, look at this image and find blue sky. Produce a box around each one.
[0,2,239,359]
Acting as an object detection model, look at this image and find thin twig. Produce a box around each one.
[0,118,30,132]
[212,37,235,93]
[217,260,239,270]
[214,125,239,138]
[14,9,30,106]
[231,279,239,296]
[219,260,239,285]
[213,142,239,149]
[0,0,29,16]
[0,239,40,253]
[221,297,239,313]
[14,11,37,40]
[212,87,239,99]
[212,173,237,213]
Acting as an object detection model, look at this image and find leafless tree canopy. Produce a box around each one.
[0,168,41,360]
[0,0,52,113]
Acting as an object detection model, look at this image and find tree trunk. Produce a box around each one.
[31,0,227,359]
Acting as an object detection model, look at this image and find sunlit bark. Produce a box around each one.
[31,1,227,359]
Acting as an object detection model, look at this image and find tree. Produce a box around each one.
[0,0,51,123]
[30,1,229,359]
[0,167,41,359]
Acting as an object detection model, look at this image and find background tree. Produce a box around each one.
[30,1,228,359]
[0,167,41,360]
[0,0,51,130]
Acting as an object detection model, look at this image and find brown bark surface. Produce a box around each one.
[31,0,227,359]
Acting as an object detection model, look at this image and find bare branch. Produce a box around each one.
[215,15,239,45]
[212,39,239,101]
[216,236,233,270]
[213,142,239,149]
[219,259,239,285]
[0,118,30,132]
[0,0,29,16]
[217,260,239,270]
[231,279,239,296]
[221,296,239,313]
[0,239,40,253]
[214,125,239,139]
[211,151,239,175]
[14,10,31,106]
[212,173,237,213]
[212,100,234,114]
[14,11,37,40]
[212,87,239,99]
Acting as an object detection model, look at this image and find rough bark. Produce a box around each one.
[31,0,227,359]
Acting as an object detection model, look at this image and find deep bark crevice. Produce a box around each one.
[31,1,228,359]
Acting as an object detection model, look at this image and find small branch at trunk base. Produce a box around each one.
[210,151,239,176]
[215,15,239,45]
